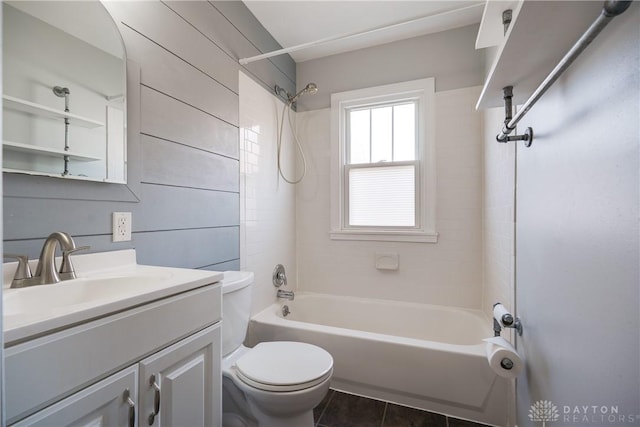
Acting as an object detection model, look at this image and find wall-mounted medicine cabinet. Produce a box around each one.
[2,1,127,183]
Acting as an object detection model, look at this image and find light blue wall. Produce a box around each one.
[515,4,639,425]
[3,1,295,270]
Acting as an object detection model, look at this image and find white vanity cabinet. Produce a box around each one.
[139,324,221,426]
[12,365,139,427]
[5,281,223,426]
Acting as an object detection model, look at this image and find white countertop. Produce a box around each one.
[3,249,222,345]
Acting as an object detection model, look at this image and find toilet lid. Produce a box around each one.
[235,341,333,390]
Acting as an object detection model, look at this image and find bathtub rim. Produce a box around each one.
[251,292,495,356]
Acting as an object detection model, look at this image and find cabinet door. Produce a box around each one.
[139,323,221,427]
[12,365,138,427]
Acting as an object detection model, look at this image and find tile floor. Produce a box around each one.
[313,390,492,427]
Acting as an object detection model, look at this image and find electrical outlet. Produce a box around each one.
[112,212,132,242]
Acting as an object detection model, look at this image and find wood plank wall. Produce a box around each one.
[3,1,296,271]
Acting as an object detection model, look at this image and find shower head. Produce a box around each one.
[304,82,318,95]
[289,82,318,103]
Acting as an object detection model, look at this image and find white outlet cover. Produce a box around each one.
[112,212,132,242]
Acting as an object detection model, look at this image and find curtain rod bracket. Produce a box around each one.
[498,126,533,147]
[497,86,534,147]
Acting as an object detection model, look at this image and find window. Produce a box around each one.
[330,78,437,242]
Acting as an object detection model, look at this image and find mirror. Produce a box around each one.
[2,1,127,183]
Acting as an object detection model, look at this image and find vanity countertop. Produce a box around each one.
[3,249,222,345]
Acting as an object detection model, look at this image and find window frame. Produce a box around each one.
[330,78,438,243]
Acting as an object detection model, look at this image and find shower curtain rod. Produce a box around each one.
[496,0,632,144]
[238,3,483,65]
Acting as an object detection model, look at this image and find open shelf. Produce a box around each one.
[2,167,112,183]
[3,140,102,162]
[476,1,604,109]
[475,0,520,50]
[3,94,104,128]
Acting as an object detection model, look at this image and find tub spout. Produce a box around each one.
[277,289,295,301]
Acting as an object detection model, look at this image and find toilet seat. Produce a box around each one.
[234,342,333,392]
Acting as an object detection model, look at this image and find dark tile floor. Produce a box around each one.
[313,390,493,427]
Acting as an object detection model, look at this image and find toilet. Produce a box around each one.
[220,271,333,427]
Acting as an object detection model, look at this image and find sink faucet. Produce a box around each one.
[277,289,295,301]
[6,232,89,288]
[35,231,78,284]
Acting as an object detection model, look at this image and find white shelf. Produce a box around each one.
[476,0,604,109]
[3,140,102,162]
[2,167,112,183]
[475,0,520,50]
[3,94,104,128]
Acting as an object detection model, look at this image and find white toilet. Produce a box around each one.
[220,271,333,427]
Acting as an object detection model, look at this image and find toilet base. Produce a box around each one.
[222,372,329,427]
[245,398,314,427]
[222,411,313,427]
[222,412,257,427]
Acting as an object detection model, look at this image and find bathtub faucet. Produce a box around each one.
[277,289,295,301]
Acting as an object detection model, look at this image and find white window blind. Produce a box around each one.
[348,164,416,226]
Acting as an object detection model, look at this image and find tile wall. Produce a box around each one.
[239,72,297,315]
[295,86,484,308]
[481,106,517,425]
[481,107,516,321]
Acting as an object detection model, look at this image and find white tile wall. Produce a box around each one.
[239,78,515,317]
[482,107,515,322]
[295,87,485,308]
[482,106,516,426]
[239,72,297,315]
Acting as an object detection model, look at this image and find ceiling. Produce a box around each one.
[243,1,485,63]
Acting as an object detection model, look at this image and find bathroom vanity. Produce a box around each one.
[3,250,223,426]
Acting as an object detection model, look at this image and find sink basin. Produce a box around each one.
[3,271,173,316]
[3,250,223,345]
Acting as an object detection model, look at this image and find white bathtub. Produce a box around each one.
[248,293,509,426]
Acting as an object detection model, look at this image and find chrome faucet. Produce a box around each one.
[277,289,295,301]
[6,232,89,288]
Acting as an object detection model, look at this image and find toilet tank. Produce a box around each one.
[221,271,254,357]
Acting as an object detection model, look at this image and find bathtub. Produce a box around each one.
[248,293,509,426]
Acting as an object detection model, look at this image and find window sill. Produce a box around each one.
[329,230,439,243]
